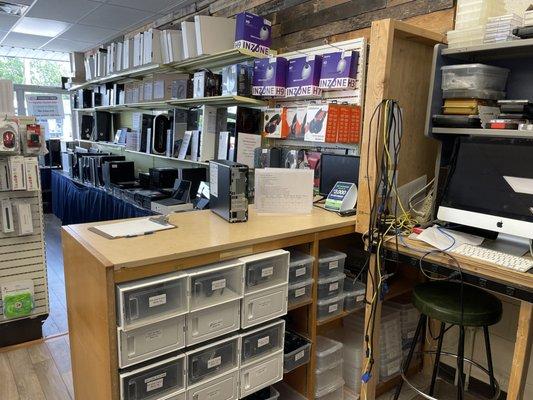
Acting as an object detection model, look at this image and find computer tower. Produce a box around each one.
[152,114,171,155]
[149,167,180,189]
[209,160,248,223]
[44,139,62,167]
[140,114,155,152]
[95,111,113,142]
[102,161,135,188]
[77,89,92,108]
[90,155,125,186]
[179,167,207,199]
[61,152,75,177]
[139,172,151,189]
[80,115,94,140]
[254,147,281,168]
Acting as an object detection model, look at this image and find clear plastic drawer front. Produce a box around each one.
[240,250,290,293]
[186,300,240,346]
[242,284,288,329]
[240,351,284,398]
[187,370,239,400]
[241,319,285,365]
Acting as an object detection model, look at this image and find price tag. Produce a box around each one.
[329,260,339,270]
[329,282,339,292]
[148,294,166,308]
[212,279,226,291]
[324,181,357,212]
[257,336,270,348]
[145,373,166,392]
[295,267,306,277]
[328,304,338,313]
[261,267,274,278]
[295,351,305,361]
[207,356,222,369]
[294,287,306,298]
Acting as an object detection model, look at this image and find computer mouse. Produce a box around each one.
[260,25,270,41]
[301,63,312,80]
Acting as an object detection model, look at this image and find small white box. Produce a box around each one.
[186,299,240,346]
[0,158,9,190]
[151,201,194,215]
[239,350,284,398]
[241,283,288,329]
[186,370,238,400]
[12,201,33,236]
[24,157,40,191]
[8,156,25,190]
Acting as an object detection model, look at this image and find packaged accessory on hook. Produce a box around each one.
[0,119,20,154]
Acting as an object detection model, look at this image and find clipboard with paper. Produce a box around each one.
[88,216,177,239]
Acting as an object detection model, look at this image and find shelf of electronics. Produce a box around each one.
[69,48,270,92]
[431,127,533,139]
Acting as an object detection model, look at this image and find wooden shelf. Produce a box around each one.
[171,48,270,71]
[124,150,209,165]
[442,38,533,61]
[316,307,363,326]
[431,127,533,139]
[268,138,359,150]
[168,95,266,108]
[288,299,313,311]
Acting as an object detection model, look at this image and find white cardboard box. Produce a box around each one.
[24,157,40,191]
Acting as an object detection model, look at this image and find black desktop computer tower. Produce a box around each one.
[179,167,207,198]
[149,167,180,189]
[140,114,155,153]
[209,160,248,223]
[152,114,171,155]
[102,161,135,188]
[44,139,62,167]
[95,111,113,142]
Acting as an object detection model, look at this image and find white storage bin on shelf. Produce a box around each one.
[317,272,345,300]
[318,248,346,277]
[119,353,186,400]
[116,272,188,331]
[118,315,186,368]
[315,336,343,370]
[241,283,288,329]
[186,299,241,346]
[242,386,280,400]
[314,378,344,400]
[241,319,285,366]
[274,382,306,399]
[240,350,284,398]
[287,249,314,284]
[186,335,240,387]
[447,26,486,48]
[287,278,313,306]
[240,250,290,293]
[188,260,244,312]
[441,64,509,92]
[343,278,365,312]
[315,359,343,393]
[186,369,239,400]
[283,330,312,373]
[316,295,343,322]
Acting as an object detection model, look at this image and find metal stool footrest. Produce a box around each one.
[399,350,501,400]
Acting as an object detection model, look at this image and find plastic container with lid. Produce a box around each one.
[441,64,509,92]
[284,330,312,373]
[442,88,505,100]
[317,272,345,300]
[288,249,314,284]
[317,295,344,322]
[242,386,280,400]
[343,279,366,312]
[288,278,313,306]
[318,248,346,277]
[315,336,343,370]
[315,359,343,392]
[314,378,344,400]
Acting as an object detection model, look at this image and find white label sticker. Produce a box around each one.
[261,267,274,278]
[295,350,304,361]
[145,329,162,342]
[294,287,306,298]
[148,294,166,308]
[329,260,339,270]
[329,282,339,292]
[257,336,270,348]
[210,163,218,197]
[207,356,222,369]
[356,295,365,302]
[328,304,338,313]
[145,373,166,392]
[211,278,226,291]
[295,267,306,277]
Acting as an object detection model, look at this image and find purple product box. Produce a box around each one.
[319,50,359,90]
[235,12,272,55]
[252,57,288,97]
[286,55,322,97]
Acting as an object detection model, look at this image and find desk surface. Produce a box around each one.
[385,236,533,293]
[63,207,356,270]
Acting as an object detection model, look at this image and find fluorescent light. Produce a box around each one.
[13,17,70,37]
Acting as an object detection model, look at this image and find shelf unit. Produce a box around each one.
[124,149,209,166]
[431,127,533,139]
[168,94,266,108]
[441,38,533,61]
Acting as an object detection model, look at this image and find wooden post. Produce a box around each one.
[507,301,533,400]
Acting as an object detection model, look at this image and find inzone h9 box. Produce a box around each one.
[252,57,288,97]
[286,55,322,98]
[319,51,359,91]
[235,12,272,55]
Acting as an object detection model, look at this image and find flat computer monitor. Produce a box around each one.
[319,153,360,196]
[438,137,533,240]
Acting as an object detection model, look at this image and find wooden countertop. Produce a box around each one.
[63,207,356,270]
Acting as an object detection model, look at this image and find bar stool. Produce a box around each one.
[393,281,502,400]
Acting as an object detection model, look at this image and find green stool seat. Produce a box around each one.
[413,281,502,327]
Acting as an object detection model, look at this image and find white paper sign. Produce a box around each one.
[26,95,64,119]
[236,132,262,167]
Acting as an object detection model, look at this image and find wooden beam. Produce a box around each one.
[507,301,533,400]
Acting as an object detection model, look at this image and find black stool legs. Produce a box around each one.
[457,326,465,400]
[483,326,497,397]
[429,322,446,396]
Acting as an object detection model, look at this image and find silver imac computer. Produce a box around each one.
[438,137,533,254]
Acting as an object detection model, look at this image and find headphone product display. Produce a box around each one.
[264,113,281,134]
[262,108,289,138]
[308,109,328,134]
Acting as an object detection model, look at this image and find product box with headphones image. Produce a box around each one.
[252,57,288,97]
[262,108,289,139]
[286,107,308,139]
[286,55,322,98]
[193,70,222,98]
[235,12,272,55]
[319,50,359,90]
[304,104,339,142]
[221,63,253,96]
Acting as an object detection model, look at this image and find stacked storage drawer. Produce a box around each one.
[287,249,314,307]
[316,249,347,322]
[283,330,312,373]
[386,299,421,359]
[314,336,344,400]
[343,277,365,312]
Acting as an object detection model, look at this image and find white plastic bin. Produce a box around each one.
[315,359,343,392]
[316,295,343,322]
[343,279,365,312]
[287,278,313,306]
[314,378,344,400]
[242,283,288,328]
[441,64,509,91]
[241,319,285,365]
[240,250,290,293]
[317,272,345,300]
[186,369,239,400]
[315,336,343,370]
[283,330,312,373]
[186,299,240,346]
[318,248,346,277]
[288,249,314,284]
[240,351,284,398]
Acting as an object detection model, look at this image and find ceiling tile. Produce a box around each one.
[26,0,102,23]
[2,32,50,48]
[58,24,119,43]
[107,0,179,12]
[78,4,154,30]
[42,38,90,52]
[0,13,19,31]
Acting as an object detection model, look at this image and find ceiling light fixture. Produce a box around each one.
[13,17,71,37]
[0,1,28,16]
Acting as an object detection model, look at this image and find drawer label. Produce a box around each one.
[295,267,306,277]
[356,295,365,302]
[261,267,274,278]
[256,299,272,310]
[212,279,226,291]
[329,282,339,292]
[208,356,222,369]
[294,288,306,298]
[207,389,220,398]
[328,304,338,313]
[145,373,166,392]
[295,350,305,361]
[257,336,270,348]
[148,294,167,308]
[329,260,339,270]
[209,319,223,330]
[145,329,162,342]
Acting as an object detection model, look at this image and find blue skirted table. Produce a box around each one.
[51,170,154,225]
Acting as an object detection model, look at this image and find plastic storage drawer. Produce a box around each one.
[288,249,314,284]
[240,351,284,398]
[241,319,285,365]
[186,299,240,346]
[287,279,313,306]
[283,330,311,373]
[314,379,344,400]
[343,279,366,312]
[242,386,280,400]
[119,354,186,400]
[118,315,186,368]
[117,273,188,330]
[240,250,290,293]
[189,261,244,312]
[315,359,343,392]
[186,370,239,400]
[315,336,343,370]
[317,273,345,300]
[242,283,288,329]
[187,335,239,386]
[316,296,343,322]
[318,249,346,277]
[441,64,509,91]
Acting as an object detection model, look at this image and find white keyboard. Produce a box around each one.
[451,244,533,272]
